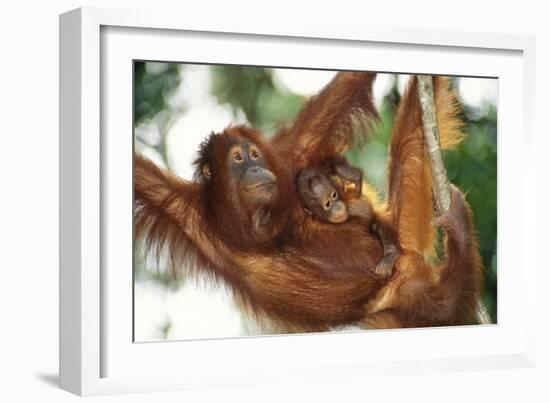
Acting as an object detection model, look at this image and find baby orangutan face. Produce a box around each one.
[297,168,348,223]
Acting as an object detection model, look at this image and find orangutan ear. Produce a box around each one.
[202,164,212,180]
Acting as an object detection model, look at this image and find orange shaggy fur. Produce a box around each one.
[134,73,484,331]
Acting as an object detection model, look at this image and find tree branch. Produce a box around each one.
[417,75,491,325]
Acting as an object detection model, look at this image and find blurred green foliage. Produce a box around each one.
[211,65,303,133]
[134,62,497,323]
[134,62,180,123]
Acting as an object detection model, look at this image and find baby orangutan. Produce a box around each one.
[297,159,400,277]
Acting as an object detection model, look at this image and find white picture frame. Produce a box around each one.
[59,6,537,396]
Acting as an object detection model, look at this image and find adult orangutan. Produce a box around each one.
[134,72,483,332]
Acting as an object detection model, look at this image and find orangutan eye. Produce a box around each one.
[331,191,338,200]
[324,200,332,210]
[250,149,260,160]
[234,152,243,162]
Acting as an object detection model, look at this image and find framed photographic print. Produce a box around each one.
[60,7,536,396]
